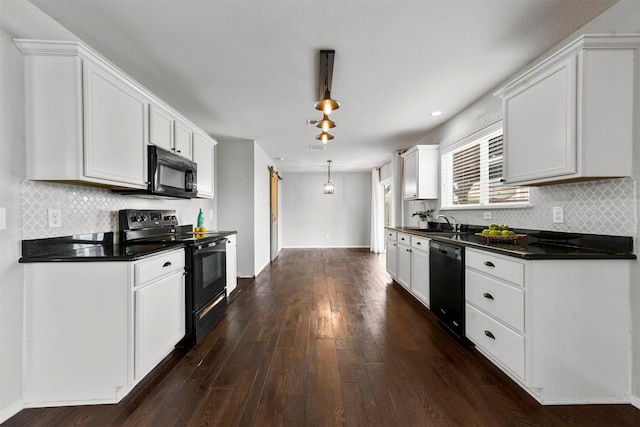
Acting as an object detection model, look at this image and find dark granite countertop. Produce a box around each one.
[387,226,635,260]
[19,231,238,263]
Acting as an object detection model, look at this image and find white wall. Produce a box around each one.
[253,143,272,274]
[281,172,371,248]
[217,140,255,277]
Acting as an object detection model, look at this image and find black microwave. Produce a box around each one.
[116,146,197,199]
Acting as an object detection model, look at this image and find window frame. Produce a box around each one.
[440,122,529,210]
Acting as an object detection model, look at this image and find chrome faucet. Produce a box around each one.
[436,214,459,232]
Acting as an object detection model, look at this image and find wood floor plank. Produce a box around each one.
[5,248,640,427]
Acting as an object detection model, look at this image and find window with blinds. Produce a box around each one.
[441,123,528,208]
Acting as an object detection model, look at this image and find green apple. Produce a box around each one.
[489,230,501,236]
[489,223,499,230]
[481,229,490,235]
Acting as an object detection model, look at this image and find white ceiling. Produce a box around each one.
[29,0,617,173]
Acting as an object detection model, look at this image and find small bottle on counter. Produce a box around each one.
[197,208,205,229]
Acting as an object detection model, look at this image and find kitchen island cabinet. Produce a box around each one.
[23,248,185,407]
[495,35,640,185]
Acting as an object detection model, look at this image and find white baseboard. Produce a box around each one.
[0,399,24,424]
[630,394,640,409]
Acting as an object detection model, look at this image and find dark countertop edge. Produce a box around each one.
[18,243,187,263]
[19,230,239,263]
[387,227,637,260]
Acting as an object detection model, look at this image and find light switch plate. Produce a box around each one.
[552,206,564,224]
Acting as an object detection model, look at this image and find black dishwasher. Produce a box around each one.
[429,240,469,344]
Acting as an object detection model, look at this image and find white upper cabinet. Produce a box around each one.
[16,39,213,191]
[401,145,438,200]
[495,35,640,186]
[149,103,193,160]
[16,40,148,189]
[192,131,216,199]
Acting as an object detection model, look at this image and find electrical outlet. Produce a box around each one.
[483,211,493,220]
[48,208,62,228]
[552,206,564,224]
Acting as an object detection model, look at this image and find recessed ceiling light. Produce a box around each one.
[307,119,320,125]
[309,145,326,150]
[275,157,284,161]
[430,111,443,117]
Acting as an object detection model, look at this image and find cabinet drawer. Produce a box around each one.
[466,269,524,332]
[411,235,430,251]
[386,230,397,240]
[397,232,411,245]
[466,304,525,379]
[466,249,524,286]
[135,250,185,286]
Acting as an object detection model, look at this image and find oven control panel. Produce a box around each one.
[119,209,180,230]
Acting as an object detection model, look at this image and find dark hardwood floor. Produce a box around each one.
[5,248,640,426]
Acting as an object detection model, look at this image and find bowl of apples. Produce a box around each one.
[475,224,526,243]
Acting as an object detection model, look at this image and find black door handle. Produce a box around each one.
[483,293,494,300]
[484,330,496,339]
[163,261,172,267]
[484,261,495,267]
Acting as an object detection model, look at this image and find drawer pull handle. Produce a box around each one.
[416,242,421,245]
[484,261,495,267]
[483,293,494,300]
[440,308,447,315]
[162,261,172,268]
[484,330,496,340]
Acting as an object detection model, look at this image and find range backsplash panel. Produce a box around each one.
[21,181,207,240]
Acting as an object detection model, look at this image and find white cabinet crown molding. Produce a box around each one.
[494,34,640,97]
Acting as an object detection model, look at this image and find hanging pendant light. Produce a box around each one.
[314,50,340,115]
[323,160,334,194]
[316,113,337,132]
[315,131,334,144]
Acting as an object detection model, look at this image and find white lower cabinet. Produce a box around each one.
[23,248,186,407]
[226,233,238,295]
[410,235,430,307]
[385,229,430,308]
[133,250,185,381]
[396,233,411,291]
[465,248,632,404]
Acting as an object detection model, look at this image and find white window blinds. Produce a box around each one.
[441,123,528,208]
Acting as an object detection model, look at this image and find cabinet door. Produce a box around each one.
[149,104,174,152]
[83,61,147,187]
[410,249,429,307]
[503,56,577,183]
[396,244,411,290]
[193,132,215,198]
[385,239,397,278]
[403,150,418,200]
[135,271,185,381]
[226,234,237,295]
[174,120,193,160]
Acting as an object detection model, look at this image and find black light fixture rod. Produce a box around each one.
[319,50,335,99]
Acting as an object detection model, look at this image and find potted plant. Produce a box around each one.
[412,210,434,229]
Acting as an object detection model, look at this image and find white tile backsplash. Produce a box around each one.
[422,177,636,236]
[21,181,210,239]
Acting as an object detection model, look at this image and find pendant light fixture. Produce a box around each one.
[323,160,334,194]
[316,113,336,132]
[314,50,340,115]
[316,131,334,144]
